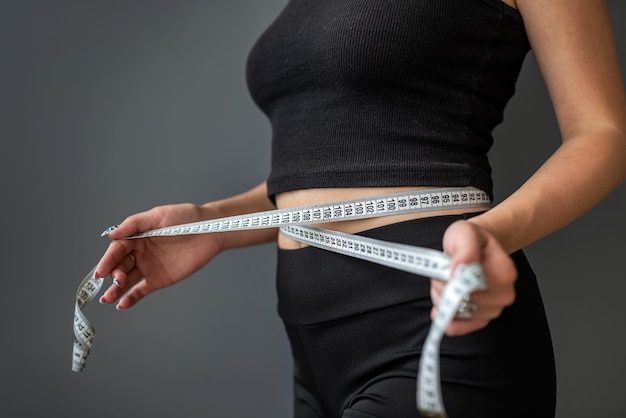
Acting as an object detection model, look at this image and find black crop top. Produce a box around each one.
[246,0,530,201]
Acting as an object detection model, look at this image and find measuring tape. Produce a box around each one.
[72,265,104,373]
[73,186,490,417]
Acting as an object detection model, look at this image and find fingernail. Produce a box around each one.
[99,296,106,304]
[101,225,120,236]
[113,278,121,287]
[116,303,123,310]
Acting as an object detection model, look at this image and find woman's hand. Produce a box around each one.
[95,203,225,310]
[430,220,518,336]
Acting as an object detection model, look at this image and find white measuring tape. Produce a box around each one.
[72,266,104,373]
[73,186,490,417]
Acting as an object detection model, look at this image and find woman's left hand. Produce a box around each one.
[430,219,517,336]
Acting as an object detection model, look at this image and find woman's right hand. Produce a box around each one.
[95,203,225,310]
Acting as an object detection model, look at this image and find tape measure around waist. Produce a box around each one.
[73,186,490,418]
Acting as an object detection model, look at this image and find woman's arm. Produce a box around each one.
[437,0,626,336]
[470,0,626,253]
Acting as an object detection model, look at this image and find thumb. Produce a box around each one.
[442,220,487,273]
[101,209,157,240]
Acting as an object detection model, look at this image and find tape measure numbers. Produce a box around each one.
[127,187,490,238]
[72,186,490,417]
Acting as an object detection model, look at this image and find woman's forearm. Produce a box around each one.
[204,182,279,251]
[469,126,626,254]
[477,0,626,255]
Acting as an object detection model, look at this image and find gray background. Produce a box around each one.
[1,1,624,417]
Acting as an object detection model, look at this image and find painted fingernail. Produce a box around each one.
[99,296,106,304]
[101,225,120,236]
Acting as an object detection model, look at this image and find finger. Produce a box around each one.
[430,298,501,322]
[109,254,137,287]
[442,221,488,269]
[444,293,509,335]
[116,279,157,310]
[102,208,162,240]
[445,318,490,337]
[429,282,505,336]
[481,251,518,294]
[100,266,144,304]
[94,239,136,279]
[464,286,515,311]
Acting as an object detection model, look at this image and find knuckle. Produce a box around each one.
[500,288,516,307]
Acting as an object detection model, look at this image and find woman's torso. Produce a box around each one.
[249,0,525,249]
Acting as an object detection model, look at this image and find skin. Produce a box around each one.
[96,0,626,337]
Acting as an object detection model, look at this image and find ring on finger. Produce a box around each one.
[456,294,477,319]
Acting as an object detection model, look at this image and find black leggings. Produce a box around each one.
[276,215,556,418]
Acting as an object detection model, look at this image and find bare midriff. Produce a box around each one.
[502,0,517,10]
[275,186,491,250]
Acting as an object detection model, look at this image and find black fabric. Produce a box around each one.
[277,216,451,325]
[277,217,556,418]
[246,0,530,202]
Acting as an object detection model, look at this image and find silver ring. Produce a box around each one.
[456,294,477,319]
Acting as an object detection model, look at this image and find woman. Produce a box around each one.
[95,0,626,416]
